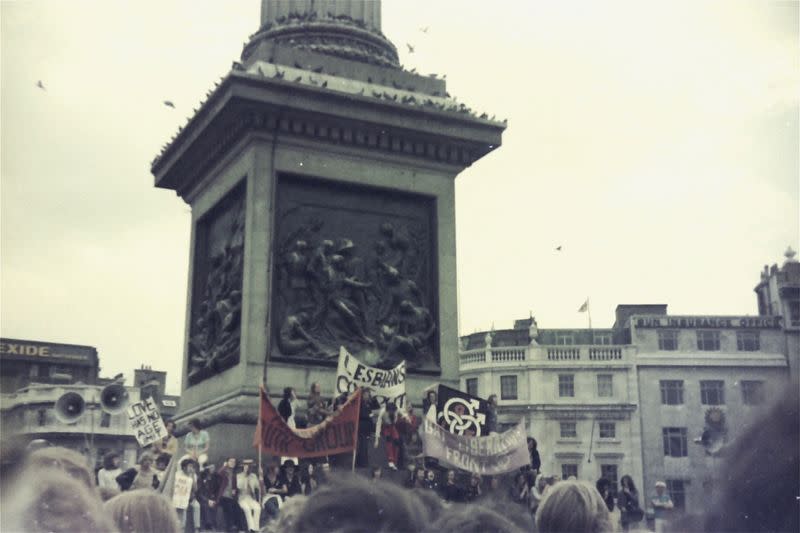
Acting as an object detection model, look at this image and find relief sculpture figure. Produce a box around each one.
[273,217,437,370]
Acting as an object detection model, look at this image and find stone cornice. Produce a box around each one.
[152,68,504,198]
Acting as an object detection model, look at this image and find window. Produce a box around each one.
[789,298,800,327]
[658,330,679,351]
[696,330,720,351]
[700,380,725,405]
[500,375,518,400]
[600,464,618,496]
[561,464,578,479]
[741,380,765,405]
[465,378,478,398]
[736,331,760,351]
[599,422,616,439]
[37,408,47,426]
[662,427,688,457]
[597,374,613,397]
[560,421,577,438]
[556,333,574,345]
[100,412,112,428]
[29,365,39,377]
[558,374,575,397]
[593,332,612,345]
[665,479,686,510]
[660,380,684,405]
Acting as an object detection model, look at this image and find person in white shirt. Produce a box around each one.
[96,452,122,491]
[237,459,265,533]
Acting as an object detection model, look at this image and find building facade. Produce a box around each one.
[460,321,644,493]
[459,254,794,516]
[0,338,180,468]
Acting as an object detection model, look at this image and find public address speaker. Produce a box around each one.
[100,384,129,415]
[54,391,85,424]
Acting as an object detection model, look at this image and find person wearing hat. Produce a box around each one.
[175,456,201,532]
[651,481,674,533]
[236,459,264,533]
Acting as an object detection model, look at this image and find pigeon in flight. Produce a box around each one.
[419,26,429,33]
[406,43,415,53]
[555,245,562,251]
[163,100,175,108]
[36,80,46,90]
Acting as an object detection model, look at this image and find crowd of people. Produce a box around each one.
[0,383,796,533]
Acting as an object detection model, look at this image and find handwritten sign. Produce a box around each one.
[421,417,529,475]
[126,397,167,447]
[172,472,192,509]
[336,346,406,408]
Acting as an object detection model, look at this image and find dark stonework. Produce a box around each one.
[188,183,245,385]
[272,175,438,371]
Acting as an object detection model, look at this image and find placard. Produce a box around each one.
[126,397,168,447]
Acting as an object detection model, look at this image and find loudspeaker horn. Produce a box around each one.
[100,384,129,415]
[54,391,85,424]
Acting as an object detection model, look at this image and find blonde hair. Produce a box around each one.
[105,489,179,533]
[535,480,612,533]
[1,469,114,533]
[26,446,95,490]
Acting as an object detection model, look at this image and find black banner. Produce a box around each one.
[436,385,490,437]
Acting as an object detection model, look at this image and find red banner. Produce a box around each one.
[253,386,361,458]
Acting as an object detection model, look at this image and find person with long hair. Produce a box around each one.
[306,382,331,426]
[237,459,264,533]
[106,489,180,533]
[536,480,613,533]
[617,475,642,531]
[278,387,298,428]
[97,451,122,491]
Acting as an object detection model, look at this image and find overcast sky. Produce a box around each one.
[2,1,797,394]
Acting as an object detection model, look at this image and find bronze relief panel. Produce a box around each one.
[272,175,439,372]
[187,183,245,385]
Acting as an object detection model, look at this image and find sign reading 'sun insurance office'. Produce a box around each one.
[635,316,781,329]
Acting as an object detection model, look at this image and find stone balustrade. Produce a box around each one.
[460,345,629,367]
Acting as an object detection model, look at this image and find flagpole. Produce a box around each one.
[587,299,592,330]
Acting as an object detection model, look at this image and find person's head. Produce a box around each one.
[25,446,94,491]
[415,468,426,481]
[225,457,236,469]
[205,463,216,475]
[535,480,612,533]
[321,462,331,474]
[469,474,481,487]
[446,470,456,484]
[283,387,295,401]
[372,467,382,479]
[425,504,525,533]
[426,470,436,482]
[288,475,431,533]
[620,475,636,492]
[241,460,254,474]
[105,489,180,533]
[189,419,201,433]
[536,473,547,491]
[654,481,666,496]
[426,390,437,403]
[310,382,321,395]
[488,394,498,406]
[164,420,175,434]
[528,437,537,451]
[181,457,197,475]
[283,460,296,477]
[362,388,372,401]
[155,453,170,471]
[138,452,153,470]
[102,451,121,470]
[3,468,114,533]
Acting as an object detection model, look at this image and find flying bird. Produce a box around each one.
[555,245,562,251]
[163,100,175,108]
[36,80,46,90]
[406,43,415,53]
[419,26,429,33]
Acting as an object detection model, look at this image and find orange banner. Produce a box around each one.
[253,386,361,458]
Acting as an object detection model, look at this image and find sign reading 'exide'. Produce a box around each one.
[635,316,781,329]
